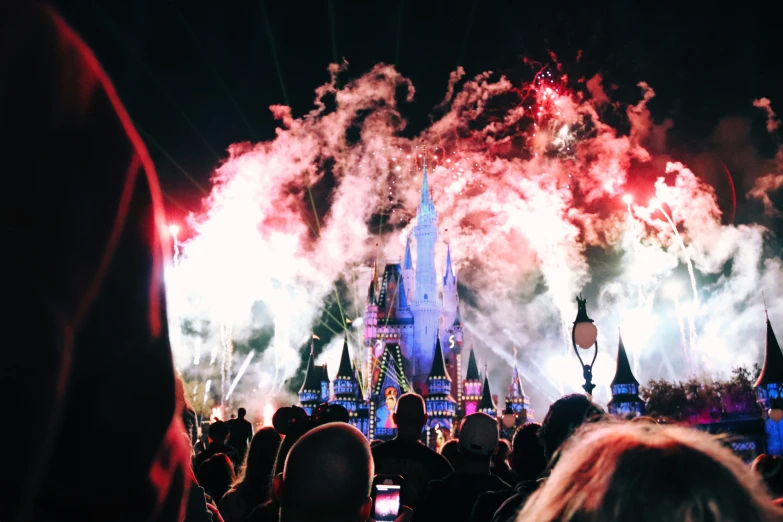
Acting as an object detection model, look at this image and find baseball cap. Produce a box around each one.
[458,413,499,456]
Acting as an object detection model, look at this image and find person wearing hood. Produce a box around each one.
[1,2,192,520]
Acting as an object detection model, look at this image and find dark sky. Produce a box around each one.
[50,0,782,225]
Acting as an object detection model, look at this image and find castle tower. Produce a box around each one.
[332,335,360,413]
[299,341,330,416]
[505,347,531,425]
[441,244,458,329]
[463,344,482,415]
[755,314,783,456]
[410,159,440,389]
[608,331,645,417]
[425,336,457,433]
[444,306,464,406]
[478,369,497,418]
[402,236,415,305]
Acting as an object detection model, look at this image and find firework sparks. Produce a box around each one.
[167,62,783,414]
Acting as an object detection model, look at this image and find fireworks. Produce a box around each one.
[166,62,782,414]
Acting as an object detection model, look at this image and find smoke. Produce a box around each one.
[167,62,783,418]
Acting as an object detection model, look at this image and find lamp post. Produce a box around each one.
[572,295,599,398]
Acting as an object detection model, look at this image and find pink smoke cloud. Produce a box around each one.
[169,62,783,415]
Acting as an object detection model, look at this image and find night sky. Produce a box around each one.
[50,0,783,228]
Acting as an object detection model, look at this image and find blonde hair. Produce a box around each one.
[518,422,783,522]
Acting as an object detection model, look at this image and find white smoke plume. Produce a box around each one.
[167,62,783,417]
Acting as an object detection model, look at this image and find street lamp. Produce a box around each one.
[572,295,598,397]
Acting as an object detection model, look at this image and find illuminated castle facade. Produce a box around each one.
[298,162,533,442]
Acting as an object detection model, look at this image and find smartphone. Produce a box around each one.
[372,475,403,522]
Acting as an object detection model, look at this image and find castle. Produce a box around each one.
[295,161,783,458]
[298,161,532,442]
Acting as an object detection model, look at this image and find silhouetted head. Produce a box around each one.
[752,454,783,498]
[630,416,658,426]
[440,439,460,468]
[275,423,373,522]
[457,413,499,472]
[237,408,247,419]
[393,393,427,440]
[519,423,783,522]
[209,421,229,445]
[510,423,546,481]
[492,439,510,466]
[538,394,605,461]
[370,439,384,448]
[197,453,235,503]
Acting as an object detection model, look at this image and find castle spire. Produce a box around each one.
[611,330,639,387]
[478,374,497,414]
[755,315,783,388]
[444,243,456,285]
[299,340,320,394]
[509,346,525,398]
[466,344,480,381]
[404,235,413,270]
[428,335,451,381]
[367,262,377,305]
[421,156,430,207]
[337,333,355,380]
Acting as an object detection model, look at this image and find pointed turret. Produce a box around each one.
[299,342,319,394]
[428,335,451,381]
[478,374,497,417]
[608,331,644,417]
[299,341,329,415]
[367,262,377,305]
[421,156,430,207]
[611,332,639,387]
[404,236,413,270]
[755,316,783,388]
[466,346,480,381]
[443,243,456,285]
[397,273,408,309]
[452,305,462,327]
[505,347,531,425]
[337,334,355,380]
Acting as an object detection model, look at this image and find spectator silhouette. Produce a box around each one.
[485,395,604,522]
[519,422,783,522]
[273,423,374,522]
[372,393,453,511]
[470,423,546,522]
[227,408,254,463]
[197,453,236,504]
[219,427,282,522]
[440,439,460,468]
[177,374,199,448]
[196,421,240,472]
[415,413,509,522]
[489,439,514,486]
[1,3,192,520]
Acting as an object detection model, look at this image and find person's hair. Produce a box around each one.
[229,427,281,506]
[538,393,605,460]
[492,438,510,462]
[440,439,460,467]
[174,373,193,411]
[510,422,547,481]
[209,421,229,443]
[394,393,426,427]
[279,423,373,522]
[752,454,783,498]
[196,453,236,503]
[519,422,783,522]
[238,407,246,418]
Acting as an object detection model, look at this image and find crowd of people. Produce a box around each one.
[182,391,783,522]
[6,2,783,521]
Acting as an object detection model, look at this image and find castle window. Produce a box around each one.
[424,294,428,300]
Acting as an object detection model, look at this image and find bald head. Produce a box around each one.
[277,423,373,522]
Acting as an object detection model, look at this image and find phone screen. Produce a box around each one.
[373,484,401,521]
